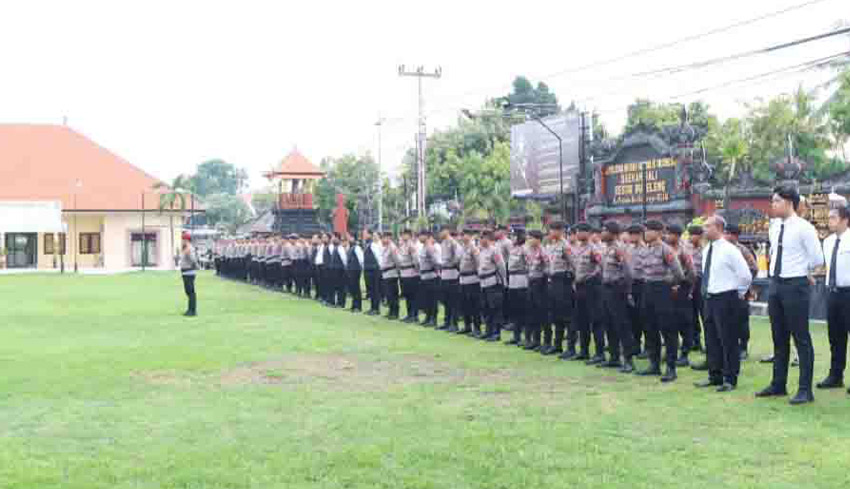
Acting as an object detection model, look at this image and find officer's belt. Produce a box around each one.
[460,271,476,277]
[381,266,396,272]
[479,271,497,280]
[509,270,527,275]
[399,264,415,270]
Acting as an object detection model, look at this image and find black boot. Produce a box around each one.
[660,366,678,383]
[619,358,635,374]
[586,354,606,366]
[676,353,690,367]
[558,348,577,360]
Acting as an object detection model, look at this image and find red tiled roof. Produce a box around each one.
[0,124,177,211]
[269,149,324,179]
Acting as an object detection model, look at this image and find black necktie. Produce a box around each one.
[774,223,785,278]
[701,243,713,298]
[830,237,840,290]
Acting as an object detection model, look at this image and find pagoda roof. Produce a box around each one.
[265,149,324,179]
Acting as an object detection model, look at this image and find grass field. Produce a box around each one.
[1,272,847,489]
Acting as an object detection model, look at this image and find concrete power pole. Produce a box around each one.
[398,65,441,219]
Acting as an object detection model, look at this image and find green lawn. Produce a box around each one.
[1,272,847,489]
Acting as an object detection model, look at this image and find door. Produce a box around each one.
[5,233,37,268]
[130,232,158,267]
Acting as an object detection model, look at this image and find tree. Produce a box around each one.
[827,69,850,162]
[251,193,277,216]
[190,159,248,197]
[502,76,560,116]
[203,193,252,233]
[458,141,511,224]
[624,99,682,134]
[314,153,381,230]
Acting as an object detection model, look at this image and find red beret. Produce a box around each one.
[182,231,192,241]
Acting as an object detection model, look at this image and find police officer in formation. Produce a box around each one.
[212,200,850,403]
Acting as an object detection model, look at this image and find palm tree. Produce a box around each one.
[152,175,194,266]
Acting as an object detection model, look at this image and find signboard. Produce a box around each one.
[603,157,677,206]
[510,112,581,198]
[806,193,830,239]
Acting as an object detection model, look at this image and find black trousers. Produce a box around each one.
[481,284,504,335]
[283,264,293,292]
[705,291,742,385]
[364,269,381,312]
[332,268,346,307]
[574,279,603,355]
[642,282,677,369]
[737,294,751,350]
[630,281,644,353]
[461,282,482,331]
[441,278,460,326]
[182,274,197,314]
[527,278,547,345]
[419,278,438,320]
[826,290,850,379]
[673,285,694,355]
[768,278,814,392]
[315,265,326,301]
[547,274,573,350]
[692,278,704,345]
[400,276,420,318]
[601,283,635,361]
[347,269,362,310]
[508,287,528,341]
[383,276,400,317]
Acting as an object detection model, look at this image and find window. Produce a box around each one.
[79,233,101,254]
[44,233,67,255]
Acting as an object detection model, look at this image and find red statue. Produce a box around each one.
[332,193,349,236]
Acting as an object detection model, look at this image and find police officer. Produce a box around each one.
[637,220,685,382]
[418,231,442,327]
[362,229,383,315]
[626,224,647,358]
[380,231,401,320]
[397,229,420,323]
[818,206,850,392]
[725,224,759,360]
[179,232,199,317]
[687,225,705,352]
[666,224,696,367]
[439,227,462,332]
[572,222,605,363]
[458,228,482,336]
[495,225,513,330]
[544,221,574,357]
[477,230,507,342]
[505,229,529,346]
[346,233,364,313]
[524,230,548,351]
[599,221,636,372]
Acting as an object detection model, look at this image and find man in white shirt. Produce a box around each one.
[817,206,850,392]
[756,186,825,405]
[694,216,753,392]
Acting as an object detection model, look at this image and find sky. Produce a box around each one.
[0,0,847,190]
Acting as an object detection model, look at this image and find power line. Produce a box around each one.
[401,0,837,121]
[591,51,850,116]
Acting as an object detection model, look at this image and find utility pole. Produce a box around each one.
[375,116,385,233]
[398,65,442,219]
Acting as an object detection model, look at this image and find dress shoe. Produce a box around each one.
[539,345,552,355]
[366,310,380,316]
[789,390,814,405]
[546,347,563,355]
[694,379,722,388]
[558,350,576,360]
[524,343,540,351]
[619,361,635,374]
[690,362,709,371]
[675,355,690,367]
[636,365,662,376]
[755,385,788,397]
[660,367,677,383]
[572,353,590,361]
[716,383,736,392]
[816,376,844,389]
[598,360,622,369]
[456,328,471,335]
[759,355,775,364]
[791,357,800,367]
[739,350,749,361]
[183,311,197,317]
[636,351,648,360]
[586,355,605,366]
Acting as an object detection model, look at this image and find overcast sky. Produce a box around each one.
[1,0,847,190]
